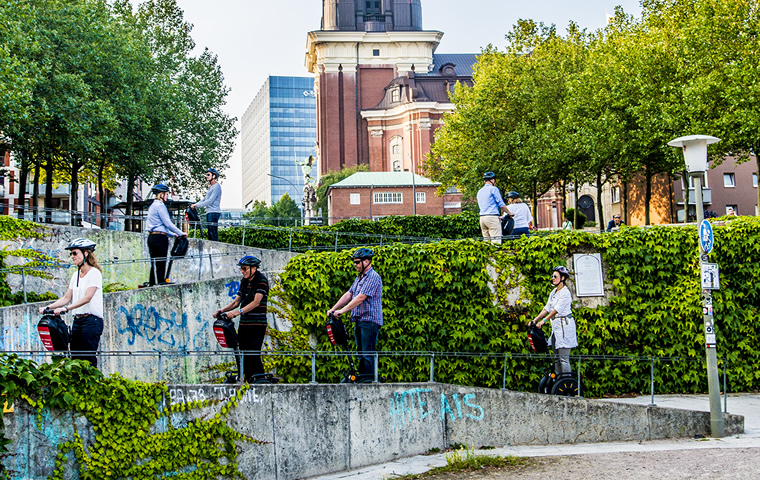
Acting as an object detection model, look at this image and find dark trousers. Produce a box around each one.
[207,212,221,242]
[354,321,381,375]
[237,323,267,382]
[147,233,169,285]
[70,315,104,367]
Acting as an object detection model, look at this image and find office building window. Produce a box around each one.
[350,193,361,205]
[753,173,758,187]
[374,192,402,204]
[416,192,426,204]
[682,174,709,189]
[611,186,620,204]
[373,49,380,57]
[726,205,738,215]
[723,173,736,187]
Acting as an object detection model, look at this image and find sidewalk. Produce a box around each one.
[310,393,760,480]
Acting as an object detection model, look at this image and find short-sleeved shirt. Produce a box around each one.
[544,286,577,349]
[508,202,533,229]
[68,268,103,319]
[348,267,383,325]
[237,270,269,324]
[477,184,506,216]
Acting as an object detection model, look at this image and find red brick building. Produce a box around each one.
[327,172,449,222]
[305,0,475,180]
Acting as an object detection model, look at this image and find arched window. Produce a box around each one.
[577,195,596,222]
[390,136,403,172]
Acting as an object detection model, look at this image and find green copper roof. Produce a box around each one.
[329,172,440,188]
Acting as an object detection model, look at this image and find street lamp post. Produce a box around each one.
[267,173,303,226]
[668,134,723,438]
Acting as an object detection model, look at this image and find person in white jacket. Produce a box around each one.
[529,266,578,374]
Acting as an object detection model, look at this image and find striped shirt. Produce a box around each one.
[349,267,383,326]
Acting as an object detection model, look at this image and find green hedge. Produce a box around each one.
[269,217,760,397]
[215,211,482,250]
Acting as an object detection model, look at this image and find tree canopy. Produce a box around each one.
[425,0,760,223]
[0,0,237,226]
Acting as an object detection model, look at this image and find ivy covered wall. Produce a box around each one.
[270,218,760,397]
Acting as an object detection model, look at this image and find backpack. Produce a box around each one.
[501,215,515,237]
[326,313,349,348]
[213,314,239,349]
[171,235,189,257]
[38,313,70,352]
[528,325,548,353]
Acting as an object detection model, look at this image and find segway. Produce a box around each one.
[528,322,580,397]
[212,312,276,384]
[37,308,70,354]
[186,207,203,237]
[326,313,375,384]
[163,235,189,283]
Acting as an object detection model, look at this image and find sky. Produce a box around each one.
[171,0,644,208]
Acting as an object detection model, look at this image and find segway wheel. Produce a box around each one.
[551,376,579,396]
[537,374,551,394]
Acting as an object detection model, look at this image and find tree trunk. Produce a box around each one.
[573,179,579,228]
[682,171,690,223]
[70,160,80,226]
[17,159,28,219]
[596,172,604,232]
[622,179,628,224]
[667,175,675,224]
[645,169,652,225]
[32,159,40,222]
[532,180,538,228]
[126,174,136,232]
[98,162,106,228]
[561,179,567,216]
[45,158,53,224]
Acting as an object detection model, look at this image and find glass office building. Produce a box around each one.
[241,76,317,209]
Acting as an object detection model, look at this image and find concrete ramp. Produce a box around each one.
[2,383,743,480]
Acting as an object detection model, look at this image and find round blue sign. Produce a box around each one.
[699,220,714,254]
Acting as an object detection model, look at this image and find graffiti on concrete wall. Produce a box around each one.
[168,385,264,406]
[225,280,240,298]
[116,304,212,351]
[389,388,484,429]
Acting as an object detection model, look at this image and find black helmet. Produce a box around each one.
[483,172,496,181]
[352,248,374,261]
[507,191,520,199]
[65,238,96,252]
[206,167,220,178]
[553,265,570,280]
[237,255,261,268]
[152,184,170,194]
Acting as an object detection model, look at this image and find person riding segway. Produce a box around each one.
[212,255,275,384]
[529,265,580,396]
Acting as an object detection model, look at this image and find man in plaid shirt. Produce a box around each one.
[328,248,383,377]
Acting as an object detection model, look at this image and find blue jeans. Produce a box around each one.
[354,321,381,376]
[206,212,221,242]
[71,315,104,368]
[511,227,530,237]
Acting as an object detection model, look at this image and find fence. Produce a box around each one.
[1,349,732,412]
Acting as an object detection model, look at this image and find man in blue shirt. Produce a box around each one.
[477,172,510,243]
[328,248,383,377]
[191,167,223,242]
[145,184,186,286]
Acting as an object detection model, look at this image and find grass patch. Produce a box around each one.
[391,445,525,479]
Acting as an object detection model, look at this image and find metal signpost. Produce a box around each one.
[668,135,724,438]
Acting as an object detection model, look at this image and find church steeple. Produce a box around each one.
[321,0,423,32]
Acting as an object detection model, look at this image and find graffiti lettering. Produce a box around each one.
[225,280,240,298]
[390,389,483,429]
[168,386,262,406]
[116,304,190,350]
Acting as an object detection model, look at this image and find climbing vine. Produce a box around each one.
[0,216,57,306]
[0,355,262,479]
[269,217,760,397]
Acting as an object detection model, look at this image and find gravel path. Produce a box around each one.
[418,448,760,479]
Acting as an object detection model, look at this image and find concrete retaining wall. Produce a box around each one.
[1,224,294,297]
[1,383,743,480]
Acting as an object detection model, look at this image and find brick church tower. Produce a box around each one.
[306,0,474,177]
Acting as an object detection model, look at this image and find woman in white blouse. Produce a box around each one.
[39,238,104,367]
[530,266,578,374]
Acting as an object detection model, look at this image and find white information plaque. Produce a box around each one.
[701,263,720,290]
[573,253,605,297]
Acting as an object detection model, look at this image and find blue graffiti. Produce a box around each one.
[390,389,483,429]
[116,304,191,350]
[225,280,240,298]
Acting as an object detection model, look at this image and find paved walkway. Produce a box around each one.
[310,393,760,480]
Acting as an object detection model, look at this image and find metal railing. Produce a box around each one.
[1,349,732,412]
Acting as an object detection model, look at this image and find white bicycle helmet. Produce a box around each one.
[65,238,96,252]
